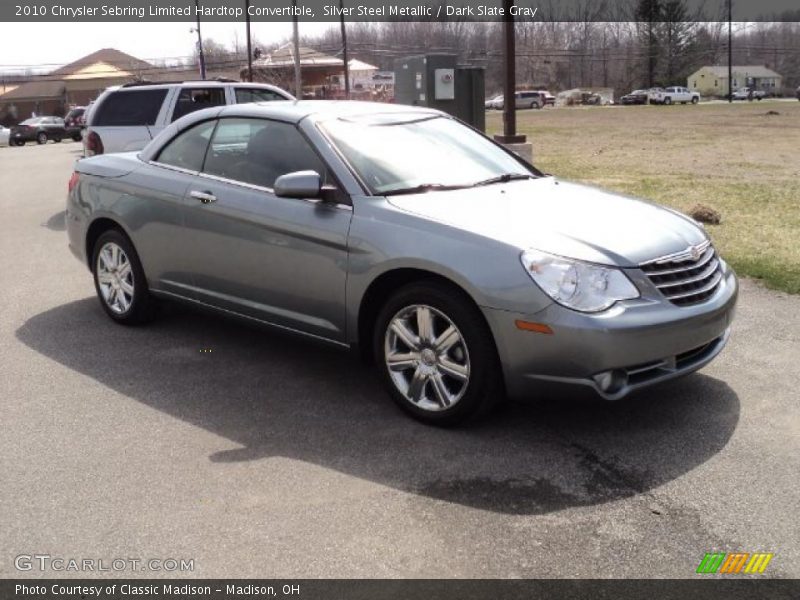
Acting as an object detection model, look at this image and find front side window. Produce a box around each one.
[234,88,287,104]
[172,88,226,122]
[202,118,327,190]
[155,120,216,172]
[94,89,168,126]
[321,115,536,195]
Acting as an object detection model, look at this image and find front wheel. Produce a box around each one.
[36,132,47,144]
[664,97,672,105]
[691,97,699,104]
[91,229,157,325]
[373,281,503,425]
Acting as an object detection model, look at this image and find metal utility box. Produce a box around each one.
[394,54,485,132]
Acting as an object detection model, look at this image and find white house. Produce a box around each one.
[687,65,783,96]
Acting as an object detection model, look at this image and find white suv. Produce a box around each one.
[83,80,293,156]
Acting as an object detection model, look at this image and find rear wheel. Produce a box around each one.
[664,97,672,105]
[91,229,157,325]
[36,132,47,144]
[691,97,699,104]
[373,281,503,425]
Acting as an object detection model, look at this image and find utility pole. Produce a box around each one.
[245,0,253,82]
[194,0,206,79]
[340,0,349,99]
[292,0,301,97]
[494,0,525,145]
[602,28,608,88]
[728,0,733,102]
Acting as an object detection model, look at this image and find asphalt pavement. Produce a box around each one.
[1,141,798,579]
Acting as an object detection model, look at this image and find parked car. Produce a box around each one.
[620,89,649,105]
[732,87,766,101]
[0,125,9,147]
[514,90,545,109]
[64,106,87,141]
[537,90,556,106]
[649,86,700,105]
[10,116,66,145]
[83,80,294,156]
[485,94,503,110]
[66,101,737,425]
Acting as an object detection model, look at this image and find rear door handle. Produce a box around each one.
[190,190,217,204]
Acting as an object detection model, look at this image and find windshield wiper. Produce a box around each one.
[382,183,470,196]
[473,173,535,187]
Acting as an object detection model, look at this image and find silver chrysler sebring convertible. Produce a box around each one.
[66,101,737,424]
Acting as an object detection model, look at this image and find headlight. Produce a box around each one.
[520,249,639,312]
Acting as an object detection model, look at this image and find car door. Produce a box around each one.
[181,117,352,342]
[52,117,66,137]
[133,119,218,297]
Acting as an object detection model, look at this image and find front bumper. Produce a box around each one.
[483,265,738,400]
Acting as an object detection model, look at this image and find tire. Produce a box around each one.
[664,97,672,105]
[91,229,157,325]
[53,137,62,143]
[72,135,81,142]
[691,97,699,104]
[373,281,503,426]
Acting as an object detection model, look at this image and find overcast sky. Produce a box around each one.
[0,22,335,73]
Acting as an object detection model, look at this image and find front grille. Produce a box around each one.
[640,240,722,306]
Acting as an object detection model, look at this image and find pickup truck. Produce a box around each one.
[732,87,766,101]
[649,86,700,105]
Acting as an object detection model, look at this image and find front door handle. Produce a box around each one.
[190,190,217,204]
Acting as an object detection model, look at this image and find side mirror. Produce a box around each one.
[274,170,321,199]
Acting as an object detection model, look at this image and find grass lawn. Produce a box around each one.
[487,100,800,294]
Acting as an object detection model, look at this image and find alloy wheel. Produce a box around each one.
[96,242,134,314]
[384,304,470,412]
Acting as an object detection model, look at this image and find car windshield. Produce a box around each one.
[320,115,538,195]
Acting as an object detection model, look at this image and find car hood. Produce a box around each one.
[385,177,707,267]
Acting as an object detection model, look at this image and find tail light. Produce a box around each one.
[85,130,103,156]
[68,172,80,193]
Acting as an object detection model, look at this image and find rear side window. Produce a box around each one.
[172,88,226,122]
[235,88,287,103]
[93,89,167,126]
[155,120,216,172]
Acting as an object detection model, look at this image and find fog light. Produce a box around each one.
[593,369,628,395]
